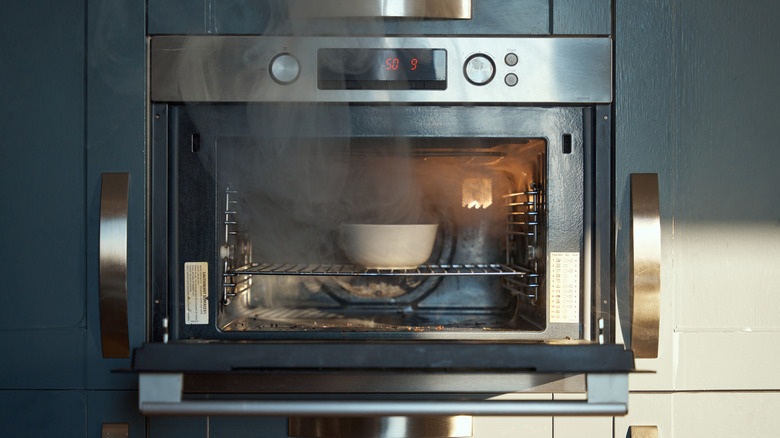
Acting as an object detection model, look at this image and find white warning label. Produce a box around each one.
[184,262,209,325]
[549,252,580,324]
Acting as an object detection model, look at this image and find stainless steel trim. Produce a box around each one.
[586,373,628,405]
[183,373,586,394]
[628,425,659,438]
[630,174,661,359]
[101,423,129,438]
[138,373,627,416]
[288,0,472,19]
[99,172,130,358]
[150,36,612,103]
[288,416,473,438]
[140,399,627,416]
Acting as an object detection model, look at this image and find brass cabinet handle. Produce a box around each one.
[287,0,472,19]
[628,425,659,438]
[101,423,129,438]
[99,173,130,358]
[629,174,661,359]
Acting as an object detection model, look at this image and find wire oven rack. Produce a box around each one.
[220,184,543,303]
[230,262,536,276]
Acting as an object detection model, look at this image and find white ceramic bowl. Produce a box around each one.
[339,224,438,269]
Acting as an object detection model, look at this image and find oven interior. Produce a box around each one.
[215,137,547,334]
[163,104,589,342]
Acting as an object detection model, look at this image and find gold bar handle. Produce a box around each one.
[287,0,472,19]
[99,173,130,358]
[101,423,129,438]
[630,174,661,359]
[628,425,659,438]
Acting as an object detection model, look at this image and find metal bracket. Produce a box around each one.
[587,373,628,405]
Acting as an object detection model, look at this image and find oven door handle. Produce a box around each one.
[629,173,661,359]
[138,373,628,416]
[287,0,472,19]
[99,172,130,358]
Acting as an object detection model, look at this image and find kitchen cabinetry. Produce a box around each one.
[672,392,780,438]
[553,394,612,438]
[615,392,780,438]
[474,416,552,438]
[613,393,671,438]
[614,1,780,437]
[616,0,780,392]
[473,394,554,438]
[0,0,88,392]
[3,0,780,437]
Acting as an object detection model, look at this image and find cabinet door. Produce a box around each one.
[0,391,87,436]
[664,0,780,392]
[614,393,672,438]
[85,0,147,390]
[673,392,780,438]
[0,0,87,391]
[553,393,612,438]
[87,391,145,438]
[473,394,553,438]
[616,0,780,394]
[614,0,676,393]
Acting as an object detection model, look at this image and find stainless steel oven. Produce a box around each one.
[111,7,661,435]
[148,35,613,342]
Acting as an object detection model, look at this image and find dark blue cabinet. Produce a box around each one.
[0,1,88,391]
[0,0,146,435]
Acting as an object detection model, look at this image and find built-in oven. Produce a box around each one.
[97,11,660,436]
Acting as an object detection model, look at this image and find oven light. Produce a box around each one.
[462,177,493,209]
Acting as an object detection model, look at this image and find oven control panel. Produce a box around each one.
[151,36,612,103]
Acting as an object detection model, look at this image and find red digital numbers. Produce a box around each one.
[385,58,420,71]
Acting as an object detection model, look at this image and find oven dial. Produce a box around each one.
[464,54,496,85]
[269,53,300,85]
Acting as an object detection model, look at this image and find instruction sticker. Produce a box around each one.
[549,252,580,324]
[184,262,209,325]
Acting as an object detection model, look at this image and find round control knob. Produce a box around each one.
[269,53,300,85]
[464,54,496,86]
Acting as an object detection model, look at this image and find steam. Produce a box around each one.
[223,125,435,264]
[220,132,544,266]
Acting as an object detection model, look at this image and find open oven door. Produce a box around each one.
[129,174,659,424]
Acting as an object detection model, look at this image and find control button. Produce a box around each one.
[464,54,496,86]
[505,73,518,87]
[269,53,300,85]
[505,53,518,66]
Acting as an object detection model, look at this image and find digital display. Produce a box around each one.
[318,48,447,90]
